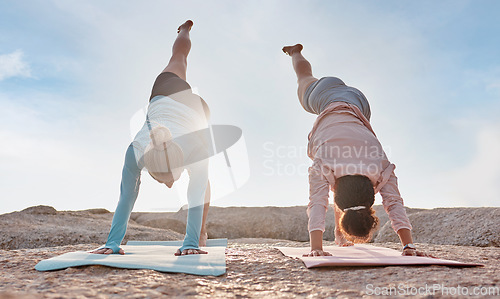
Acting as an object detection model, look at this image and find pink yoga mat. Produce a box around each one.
[277,244,483,268]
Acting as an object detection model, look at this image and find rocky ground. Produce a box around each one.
[0,206,499,298]
[0,240,498,298]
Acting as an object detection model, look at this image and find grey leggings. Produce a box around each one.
[302,77,371,120]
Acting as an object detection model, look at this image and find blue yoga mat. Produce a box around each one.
[126,239,227,246]
[35,239,227,276]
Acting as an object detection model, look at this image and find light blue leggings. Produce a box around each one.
[103,144,204,253]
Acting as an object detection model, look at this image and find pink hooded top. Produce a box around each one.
[307,101,412,234]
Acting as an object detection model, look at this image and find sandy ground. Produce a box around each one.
[0,239,498,298]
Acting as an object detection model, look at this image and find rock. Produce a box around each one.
[370,206,425,240]
[374,207,500,246]
[170,206,312,241]
[130,206,315,241]
[2,205,498,250]
[83,208,111,214]
[21,205,57,215]
[130,211,175,223]
[133,205,425,242]
[0,207,183,250]
[134,205,495,247]
[141,218,186,234]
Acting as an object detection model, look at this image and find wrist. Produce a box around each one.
[397,228,413,246]
[403,243,416,251]
[309,230,324,251]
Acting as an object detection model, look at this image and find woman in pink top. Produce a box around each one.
[283,44,430,257]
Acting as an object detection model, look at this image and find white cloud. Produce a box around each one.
[0,50,32,81]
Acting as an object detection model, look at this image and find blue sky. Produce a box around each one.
[1,0,499,213]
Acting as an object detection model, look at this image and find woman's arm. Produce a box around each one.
[380,171,433,257]
[396,228,432,257]
[308,230,330,256]
[91,144,142,254]
[397,228,413,245]
[379,171,412,243]
[304,160,332,257]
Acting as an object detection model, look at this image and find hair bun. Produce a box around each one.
[340,207,379,242]
[150,126,173,149]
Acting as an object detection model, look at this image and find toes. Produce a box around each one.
[282,44,303,55]
[178,20,194,33]
[178,248,206,255]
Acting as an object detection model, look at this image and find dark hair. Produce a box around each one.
[334,175,379,242]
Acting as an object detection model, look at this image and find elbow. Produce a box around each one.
[383,197,405,212]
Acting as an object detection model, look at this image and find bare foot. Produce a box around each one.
[89,248,125,255]
[282,44,303,56]
[175,248,208,256]
[178,20,194,33]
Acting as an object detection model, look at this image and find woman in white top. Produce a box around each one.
[91,20,211,256]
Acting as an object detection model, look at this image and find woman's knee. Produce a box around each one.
[162,61,187,80]
[298,77,318,101]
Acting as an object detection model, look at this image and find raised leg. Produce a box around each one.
[161,20,193,80]
[283,44,318,103]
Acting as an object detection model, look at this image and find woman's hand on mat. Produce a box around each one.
[334,229,354,247]
[335,240,354,247]
[90,248,125,255]
[303,249,332,257]
[175,249,208,256]
[199,232,208,247]
[402,248,435,258]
